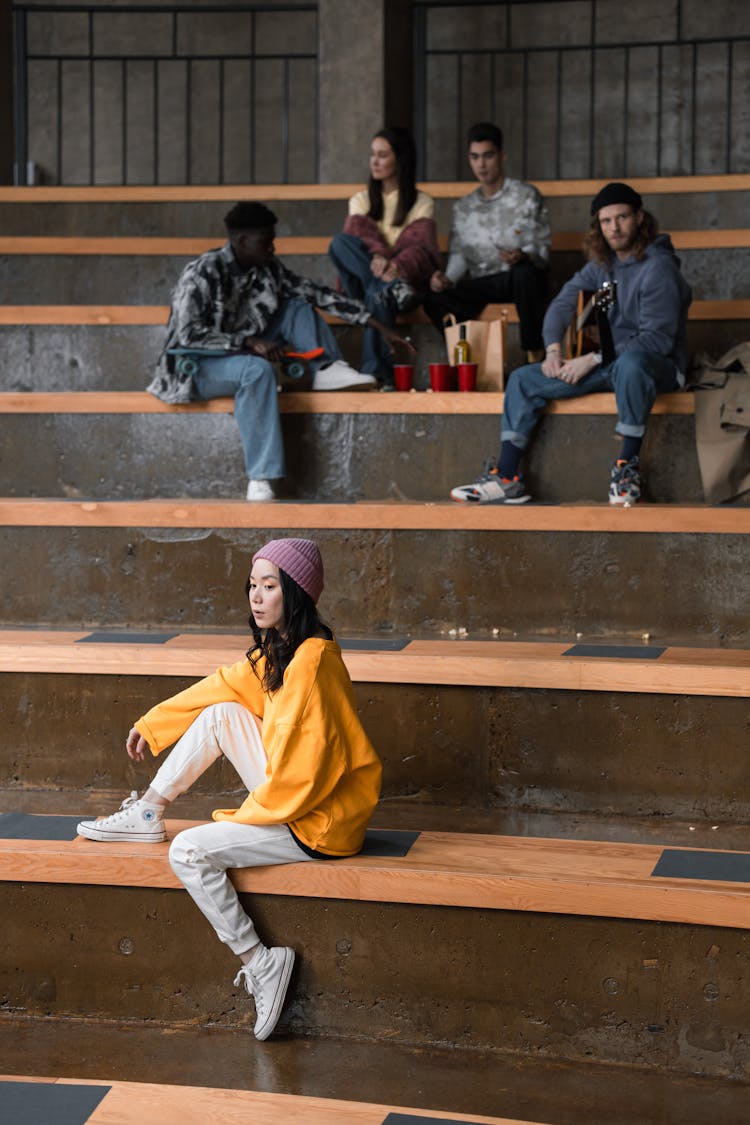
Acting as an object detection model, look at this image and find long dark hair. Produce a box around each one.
[245,567,331,695]
[367,126,418,228]
[584,208,659,266]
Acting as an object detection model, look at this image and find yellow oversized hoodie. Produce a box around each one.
[135,638,382,856]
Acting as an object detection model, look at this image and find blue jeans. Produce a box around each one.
[501,348,681,449]
[328,232,395,378]
[192,299,342,480]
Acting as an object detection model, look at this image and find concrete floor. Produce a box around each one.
[2,1015,748,1125]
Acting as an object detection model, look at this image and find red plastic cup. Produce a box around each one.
[457,362,478,392]
[393,364,414,391]
[429,362,456,392]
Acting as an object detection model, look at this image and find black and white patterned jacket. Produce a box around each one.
[148,242,371,403]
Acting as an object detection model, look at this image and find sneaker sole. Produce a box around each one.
[608,495,640,506]
[76,823,167,843]
[254,948,295,1041]
[450,493,532,505]
[312,382,376,392]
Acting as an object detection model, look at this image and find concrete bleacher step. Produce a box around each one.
[0,1076,543,1125]
[1,507,747,642]
[1,817,749,1089]
[2,632,749,835]
[0,388,705,504]
[0,233,745,303]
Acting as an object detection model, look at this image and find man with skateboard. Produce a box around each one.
[449,182,692,506]
[149,201,410,502]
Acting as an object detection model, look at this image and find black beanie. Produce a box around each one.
[590,182,643,216]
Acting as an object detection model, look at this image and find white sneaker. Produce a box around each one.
[77,791,167,843]
[312,360,377,391]
[246,479,275,502]
[234,945,295,1040]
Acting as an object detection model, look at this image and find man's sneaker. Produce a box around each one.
[450,464,531,504]
[609,456,641,505]
[77,791,167,843]
[246,479,275,502]
[312,361,377,392]
[234,945,295,1041]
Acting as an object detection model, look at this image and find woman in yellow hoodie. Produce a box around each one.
[77,538,382,1041]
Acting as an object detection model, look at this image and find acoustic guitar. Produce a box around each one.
[564,280,617,360]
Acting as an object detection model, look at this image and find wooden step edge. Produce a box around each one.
[0,1075,549,1125]
[1,230,747,254]
[1,640,748,697]
[0,391,696,416]
[1,830,748,929]
[0,174,747,203]
[1,298,746,326]
[0,499,746,533]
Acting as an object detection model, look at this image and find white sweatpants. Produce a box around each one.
[151,701,312,955]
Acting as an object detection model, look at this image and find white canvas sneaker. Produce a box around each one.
[77,791,167,843]
[312,361,377,391]
[246,479,276,502]
[234,945,296,1040]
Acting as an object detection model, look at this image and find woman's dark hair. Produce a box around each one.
[245,566,331,694]
[367,126,418,228]
[584,208,658,266]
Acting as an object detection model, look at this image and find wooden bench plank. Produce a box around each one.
[1,633,748,697]
[1,827,748,929]
[1,230,746,254]
[0,390,697,416]
[0,174,747,203]
[1,299,746,325]
[0,498,746,534]
[0,1076,546,1125]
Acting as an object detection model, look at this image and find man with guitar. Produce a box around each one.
[450,182,692,506]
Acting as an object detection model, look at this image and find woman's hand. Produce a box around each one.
[381,262,401,283]
[370,254,389,279]
[126,727,150,762]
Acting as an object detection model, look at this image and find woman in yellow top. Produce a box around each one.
[77,538,382,1041]
[328,125,442,385]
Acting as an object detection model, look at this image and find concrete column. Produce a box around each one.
[0,0,14,183]
[318,0,414,182]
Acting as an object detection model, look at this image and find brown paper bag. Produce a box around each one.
[443,314,507,390]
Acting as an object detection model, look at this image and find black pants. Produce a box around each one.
[424,261,548,351]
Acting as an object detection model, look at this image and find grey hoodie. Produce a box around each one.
[543,233,692,375]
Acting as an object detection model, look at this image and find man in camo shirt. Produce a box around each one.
[149,202,408,502]
[425,122,550,361]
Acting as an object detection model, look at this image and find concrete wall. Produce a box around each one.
[10,0,748,184]
[420,0,750,180]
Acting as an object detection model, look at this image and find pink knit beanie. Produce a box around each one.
[251,538,324,603]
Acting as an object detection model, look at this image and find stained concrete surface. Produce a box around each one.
[2,882,750,1082]
[2,527,748,643]
[1,1016,748,1125]
[0,412,705,504]
[3,674,750,827]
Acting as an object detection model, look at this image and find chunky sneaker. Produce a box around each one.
[450,463,531,504]
[77,791,167,843]
[312,360,377,391]
[234,945,295,1041]
[609,456,641,505]
[246,479,275,502]
[388,278,418,312]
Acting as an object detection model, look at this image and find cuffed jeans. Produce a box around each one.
[191,298,343,480]
[501,348,681,449]
[151,701,313,955]
[328,233,395,378]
